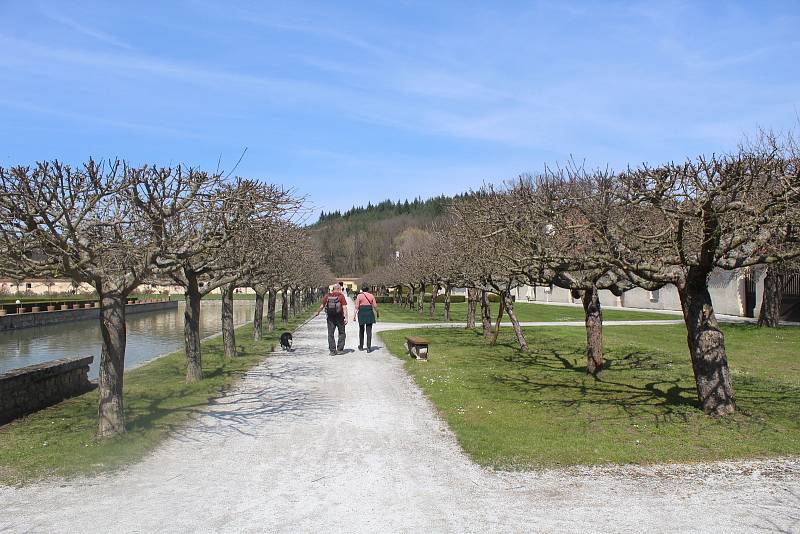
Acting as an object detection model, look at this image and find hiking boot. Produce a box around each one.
[329,350,336,356]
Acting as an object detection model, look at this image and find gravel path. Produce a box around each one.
[1,306,798,533]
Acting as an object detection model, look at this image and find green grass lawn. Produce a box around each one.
[0,307,315,485]
[379,323,800,468]
[376,301,677,324]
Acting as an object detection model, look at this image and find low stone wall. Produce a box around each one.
[0,300,177,332]
[0,356,95,425]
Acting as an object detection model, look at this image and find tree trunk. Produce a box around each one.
[281,287,289,326]
[253,291,265,341]
[417,283,425,314]
[490,294,505,345]
[467,288,477,328]
[429,284,438,318]
[97,292,127,438]
[758,267,783,328]
[677,269,736,416]
[581,287,603,376]
[502,291,527,350]
[291,287,299,316]
[221,284,236,359]
[267,288,277,332]
[444,284,452,322]
[480,290,492,338]
[184,276,203,382]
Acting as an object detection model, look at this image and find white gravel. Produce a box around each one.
[1,310,798,533]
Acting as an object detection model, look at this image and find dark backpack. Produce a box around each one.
[325,293,343,317]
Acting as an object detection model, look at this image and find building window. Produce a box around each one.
[25,283,32,289]
[649,289,660,302]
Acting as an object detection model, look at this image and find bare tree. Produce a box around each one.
[148,178,300,379]
[0,160,201,437]
[250,229,333,340]
[584,143,800,415]
[496,173,639,376]
[448,196,531,350]
[214,211,309,359]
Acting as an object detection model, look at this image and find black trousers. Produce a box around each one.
[359,322,373,349]
[327,315,346,352]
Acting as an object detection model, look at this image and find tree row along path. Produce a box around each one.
[2,297,798,533]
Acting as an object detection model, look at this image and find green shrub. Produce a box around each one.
[484,293,516,302]
[421,293,467,303]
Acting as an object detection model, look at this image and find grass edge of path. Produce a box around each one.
[377,323,800,470]
[0,306,317,486]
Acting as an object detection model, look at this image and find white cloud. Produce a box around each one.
[0,97,202,139]
[39,8,134,50]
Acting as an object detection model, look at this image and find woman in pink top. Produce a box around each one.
[354,286,379,352]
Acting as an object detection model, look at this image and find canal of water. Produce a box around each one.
[0,300,258,379]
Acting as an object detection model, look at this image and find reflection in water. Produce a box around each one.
[0,301,257,378]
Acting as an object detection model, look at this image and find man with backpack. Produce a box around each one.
[316,283,349,355]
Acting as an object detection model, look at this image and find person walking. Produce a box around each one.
[354,285,379,352]
[316,283,348,355]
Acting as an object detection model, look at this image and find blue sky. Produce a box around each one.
[1,1,798,218]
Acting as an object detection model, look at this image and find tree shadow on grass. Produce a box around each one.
[491,344,704,423]
[493,370,698,419]
[493,348,800,427]
[503,346,585,374]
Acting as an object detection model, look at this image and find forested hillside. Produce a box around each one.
[311,196,459,275]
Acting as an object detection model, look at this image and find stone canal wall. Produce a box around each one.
[0,356,95,425]
[0,300,178,332]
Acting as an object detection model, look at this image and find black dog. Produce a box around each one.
[279,332,293,351]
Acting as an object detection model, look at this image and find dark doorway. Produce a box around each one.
[783,273,800,322]
[744,273,757,318]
